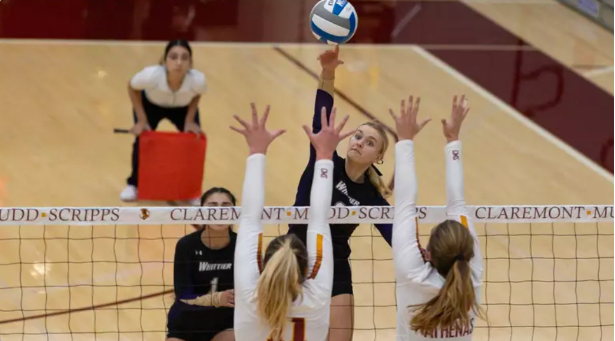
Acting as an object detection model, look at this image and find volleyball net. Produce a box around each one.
[0,205,612,341]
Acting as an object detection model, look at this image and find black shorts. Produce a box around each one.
[288,227,354,297]
[167,302,234,341]
[332,257,353,297]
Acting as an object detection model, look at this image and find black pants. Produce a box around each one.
[127,91,201,186]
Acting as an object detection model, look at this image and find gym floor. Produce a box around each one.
[0,0,612,340]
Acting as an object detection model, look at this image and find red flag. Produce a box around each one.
[137,131,207,201]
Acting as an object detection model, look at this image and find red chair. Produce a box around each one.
[137,131,207,201]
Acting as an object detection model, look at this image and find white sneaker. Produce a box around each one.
[120,185,138,202]
[189,197,201,206]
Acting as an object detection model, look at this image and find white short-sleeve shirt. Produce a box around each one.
[130,65,206,108]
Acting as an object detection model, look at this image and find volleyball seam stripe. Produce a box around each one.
[312,4,351,29]
[311,21,348,44]
[348,11,357,39]
[312,15,350,37]
[333,1,348,16]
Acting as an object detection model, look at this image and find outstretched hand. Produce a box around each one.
[230,103,286,155]
[388,96,431,141]
[302,107,352,161]
[441,95,469,142]
[318,45,344,79]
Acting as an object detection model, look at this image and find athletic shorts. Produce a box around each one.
[332,257,353,296]
[167,302,234,341]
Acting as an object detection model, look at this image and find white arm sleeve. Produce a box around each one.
[129,66,159,90]
[392,140,426,281]
[444,141,484,284]
[234,154,266,301]
[306,160,334,294]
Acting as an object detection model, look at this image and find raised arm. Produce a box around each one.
[309,46,343,161]
[441,96,483,283]
[389,96,431,281]
[305,159,334,292]
[293,47,344,210]
[303,107,351,294]
[231,104,286,299]
[392,140,425,279]
[234,153,267,296]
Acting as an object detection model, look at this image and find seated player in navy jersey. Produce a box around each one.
[287,45,393,341]
[166,187,237,341]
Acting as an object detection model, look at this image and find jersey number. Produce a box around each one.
[266,318,305,341]
[210,277,218,293]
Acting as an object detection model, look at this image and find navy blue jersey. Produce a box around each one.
[172,228,236,311]
[288,89,392,260]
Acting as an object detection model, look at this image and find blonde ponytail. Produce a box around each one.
[409,220,483,336]
[257,238,304,341]
[410,259,478,335]
[367,166,392,198]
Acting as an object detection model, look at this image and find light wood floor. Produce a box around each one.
[0,3,612,339]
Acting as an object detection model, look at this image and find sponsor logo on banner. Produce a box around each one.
[140,209,150,220]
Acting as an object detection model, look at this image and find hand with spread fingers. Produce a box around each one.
[302,106,353,161]
[230,103,286,155]
[442,95,470,143]
[388,96,431,141]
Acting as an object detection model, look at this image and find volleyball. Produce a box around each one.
[309,0,358,45]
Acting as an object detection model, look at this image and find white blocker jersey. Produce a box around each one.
[392,140,484,341]
[234,154,334,341]
[130,65,206,107]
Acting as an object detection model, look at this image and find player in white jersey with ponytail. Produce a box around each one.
[389,95,484,340]
[230,103,352,341]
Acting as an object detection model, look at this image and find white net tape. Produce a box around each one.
[0,205,612,225]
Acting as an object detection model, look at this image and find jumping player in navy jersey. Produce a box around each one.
[287,46,393,341]
[166,187,237,341]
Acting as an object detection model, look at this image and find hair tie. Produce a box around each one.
[370,164,383,176]
[455,254,465,262]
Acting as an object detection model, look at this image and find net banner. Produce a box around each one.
[0,205,612,225]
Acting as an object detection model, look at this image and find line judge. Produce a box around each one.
[120,40,206,205]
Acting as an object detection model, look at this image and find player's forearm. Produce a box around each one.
[185,95,200,124]
[127,85,147,123]
[445,141,466,214]
[309,160,333,227]
[180,291,223,307]
[394,140,417,205]
[241,154,266,218]
[318,72,335,97]
[312,88,333,134]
